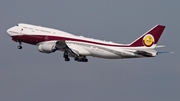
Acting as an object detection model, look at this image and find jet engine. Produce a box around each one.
[38,43,56,53]
[38,41,67,53]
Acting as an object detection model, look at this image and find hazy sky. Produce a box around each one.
[0,0,179,101]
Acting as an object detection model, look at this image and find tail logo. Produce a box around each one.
[143,34,154,47]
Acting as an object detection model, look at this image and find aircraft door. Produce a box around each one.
[19,27,23,36]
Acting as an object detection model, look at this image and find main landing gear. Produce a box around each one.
[74,56,88,62]
[63,51,88,62]
[63,51,70,62]
[17,42,22,49]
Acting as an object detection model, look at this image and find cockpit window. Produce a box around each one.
[16,24,19,26]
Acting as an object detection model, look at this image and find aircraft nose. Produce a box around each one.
[7,28,11,36]
[7,26,16,36]
[7,28,10,34]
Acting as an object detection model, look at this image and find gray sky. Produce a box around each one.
[0,0,179,101]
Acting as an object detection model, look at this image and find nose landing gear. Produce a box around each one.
[17,46,22,49]
[17,42,22,49]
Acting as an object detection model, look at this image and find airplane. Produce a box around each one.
[7,23,170,62]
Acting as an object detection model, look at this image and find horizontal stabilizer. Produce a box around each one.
[135,50,154,57]
[157,51,174,54]
[155,45,165,48]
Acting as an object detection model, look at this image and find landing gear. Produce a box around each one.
[65,58,70,61]
[17,42,22,49]
[74,56,88,62]
[82,58,88,62]
[63,51,70,62]
[63,50,88,62]
[17,46,22,49]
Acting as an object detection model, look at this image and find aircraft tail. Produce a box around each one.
[129,25,166,48]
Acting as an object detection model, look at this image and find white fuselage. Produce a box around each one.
[7,23,158,60]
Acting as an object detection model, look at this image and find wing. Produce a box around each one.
[109,49,158,57]
[65,41,90,56]
[38,40,90,56]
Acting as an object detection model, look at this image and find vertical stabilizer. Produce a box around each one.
[130,25,165,47]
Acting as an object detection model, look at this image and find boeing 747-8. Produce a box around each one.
[7,23,170,62]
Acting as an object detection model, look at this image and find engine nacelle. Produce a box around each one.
[38,43,56,53]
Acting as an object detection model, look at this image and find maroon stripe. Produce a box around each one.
[12,35,131,47]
